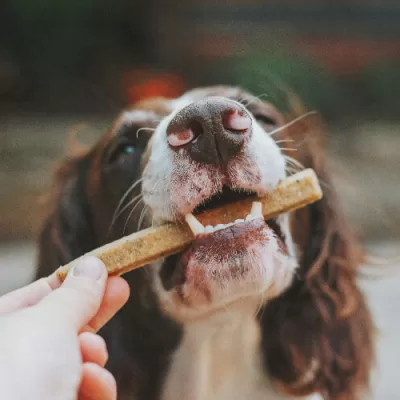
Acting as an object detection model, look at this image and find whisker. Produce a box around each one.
[317,179,332,190]
[285,167,299,176]
[111,178,144,226]
[123,198,145,234]
[284,155,305,170]
[280,148,298,152]
[239,94,264,108]
[238,96,253,107]
[284,159,302,169]
[255,93,269,102]
[285,164,304,176]
[274,139,296,144]
[138,206,149,231]
[114,193,144,225]
[254,290,265,319]
[268,111,317,137]
[136,127,156,138]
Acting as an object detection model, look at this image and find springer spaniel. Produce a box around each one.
[36,86,374,400]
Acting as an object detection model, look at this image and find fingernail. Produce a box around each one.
[71,256,105,280]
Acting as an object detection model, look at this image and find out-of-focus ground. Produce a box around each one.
[1,116,399,398]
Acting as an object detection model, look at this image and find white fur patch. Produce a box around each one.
[161,304,322,400]
[142,96,287,223]
[140,91,315,400]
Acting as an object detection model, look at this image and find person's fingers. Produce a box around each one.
[0,265,80,315]
[78,363,117,400]
[79,332,108,367]
[0,278,54,314]
[33,256,108,332]
[84,276,130,333]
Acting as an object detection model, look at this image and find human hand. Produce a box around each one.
[0,256,130,400]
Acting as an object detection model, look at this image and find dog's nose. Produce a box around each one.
[166,97,252,164]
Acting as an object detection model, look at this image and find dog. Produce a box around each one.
[36,85,374,400]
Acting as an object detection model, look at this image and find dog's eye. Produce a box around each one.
[254,114,276,126]
[107,141,137,164]
[122,144,136,155]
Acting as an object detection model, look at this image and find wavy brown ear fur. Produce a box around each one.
[259,111,374,399]
[36,150,95,279]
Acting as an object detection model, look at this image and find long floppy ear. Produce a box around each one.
[259,113,374,399]
[36,152,96,279]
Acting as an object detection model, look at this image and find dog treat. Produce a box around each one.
[56,168,322,281]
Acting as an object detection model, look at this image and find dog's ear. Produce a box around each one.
[259,113,374,399]
[36,152,96,279]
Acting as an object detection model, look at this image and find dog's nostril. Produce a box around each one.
[167,120,204,148]
[166,97,253,164]
[167,128,195,147]
[223,110,252,133]
[189,120,204,138]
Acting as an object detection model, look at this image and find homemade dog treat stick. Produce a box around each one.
[56,169,322,281]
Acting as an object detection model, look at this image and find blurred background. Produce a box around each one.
[1,0,399,398]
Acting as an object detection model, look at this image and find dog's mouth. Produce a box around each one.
[192,185,255,214]
[160,185,288,294]
[190,185,285,242]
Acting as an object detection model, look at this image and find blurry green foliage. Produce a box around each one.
[10,0,98,82]
[357,61,400,118]
[227,52,345,120]
[6,0,143,91]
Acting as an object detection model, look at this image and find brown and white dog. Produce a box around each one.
[36,86,374,400]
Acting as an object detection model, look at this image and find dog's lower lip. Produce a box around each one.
[160,217,287,291]
[193,217,285,246]
[197,217,262,238]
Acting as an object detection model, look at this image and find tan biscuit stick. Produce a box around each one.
[56,168,322,281]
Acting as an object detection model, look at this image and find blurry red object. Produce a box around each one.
[123,69,186,104]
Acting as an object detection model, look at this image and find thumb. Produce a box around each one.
[34,256,108,332]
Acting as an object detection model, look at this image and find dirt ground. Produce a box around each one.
[1,239,399,399]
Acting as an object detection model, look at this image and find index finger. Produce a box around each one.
[0,271,63,315]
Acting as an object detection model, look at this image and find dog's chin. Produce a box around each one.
[157,218,297,322]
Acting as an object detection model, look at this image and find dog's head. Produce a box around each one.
[37,85,373,399]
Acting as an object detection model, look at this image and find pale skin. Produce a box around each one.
[0,256,130,400]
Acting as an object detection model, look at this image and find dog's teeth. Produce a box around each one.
[226,222,234,227]
[205,225,214,233]
[185,213,205,235]
[215,224,225,231]
[234,219,244,224]
[246,214,255,221]
[250,201,263,218]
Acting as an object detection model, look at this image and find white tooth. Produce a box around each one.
[226,222,234,227]
[185,213,205,235]
[250,201,263,218]
[246,214,255,221]
[205,225,214,233]
[235,219,244,224]
[215,224,225,231]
